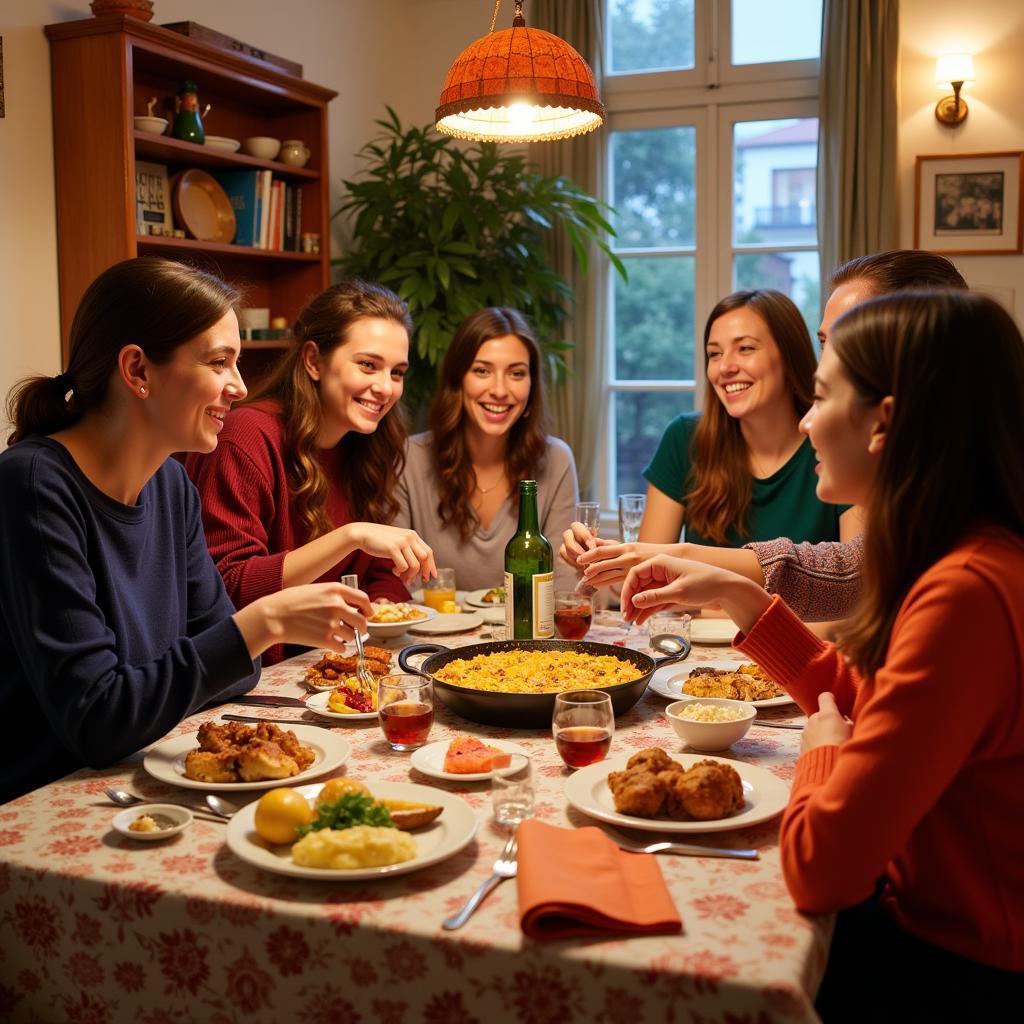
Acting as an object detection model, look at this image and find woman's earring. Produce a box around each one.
[139,386,147,396]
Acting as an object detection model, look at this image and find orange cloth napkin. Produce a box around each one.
[517,819,682,941]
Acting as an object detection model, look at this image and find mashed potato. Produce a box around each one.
[291,826,417,869]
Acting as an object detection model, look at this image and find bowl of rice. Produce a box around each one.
[366,601,436,639]
[665,697,755,751]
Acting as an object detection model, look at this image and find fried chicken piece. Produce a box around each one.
[608,768,665,818]
[184,749,238,783]
[196,721,233,753]
[269,725,317,771]
[237,741,299,781]
[669,759,745,820]
[626,747,677,774]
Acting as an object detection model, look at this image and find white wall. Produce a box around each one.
[898,0,1024,318]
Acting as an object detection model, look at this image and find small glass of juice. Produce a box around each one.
[378,675,434,750]
[423,567,457,612]
[552,690,614,769]
[554,590,593,641]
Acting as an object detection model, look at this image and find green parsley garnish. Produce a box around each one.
[296,791,395,837]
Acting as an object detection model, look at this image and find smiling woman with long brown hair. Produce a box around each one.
[393,307,578,591]
[187,280,435,663]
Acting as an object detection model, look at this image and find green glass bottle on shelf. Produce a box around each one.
[172,80,208,144]
[504,480,554,640]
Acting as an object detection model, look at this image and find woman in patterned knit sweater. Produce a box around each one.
[561,250,968,621]
[621,290,1024,1018]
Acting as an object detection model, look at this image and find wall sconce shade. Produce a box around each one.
[435,2,605,143]
[935,53,975,126]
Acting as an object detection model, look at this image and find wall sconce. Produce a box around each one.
[935,53,975,126]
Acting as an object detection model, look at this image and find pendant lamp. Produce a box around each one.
[435,0,605,143]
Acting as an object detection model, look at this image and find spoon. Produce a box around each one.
[105,787,233,821]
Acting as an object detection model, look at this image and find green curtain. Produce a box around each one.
[528,0,607,500]
[817,0,900,290]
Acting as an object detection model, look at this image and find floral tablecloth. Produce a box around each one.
[0,617,828,1024]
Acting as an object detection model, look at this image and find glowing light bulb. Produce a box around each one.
[507,102,536,126]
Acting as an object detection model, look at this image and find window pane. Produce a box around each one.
[614,391,696,498]
[733,118,818,247]
[614,256,696,380]
[732,0,822,65]
[733,251,820,336]
[609,0,695,74]
[612,127,697,248]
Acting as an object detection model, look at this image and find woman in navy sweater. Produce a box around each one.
[0,258,371,803]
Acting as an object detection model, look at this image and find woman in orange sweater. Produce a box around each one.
[620,290,1024,1017]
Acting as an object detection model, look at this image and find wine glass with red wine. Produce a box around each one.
[552,690,614,770]
[378,675,434,751]
[554,590,593,641]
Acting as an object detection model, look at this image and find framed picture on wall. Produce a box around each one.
[915,152,1023,254]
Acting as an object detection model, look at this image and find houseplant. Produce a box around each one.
[333,107,625,412]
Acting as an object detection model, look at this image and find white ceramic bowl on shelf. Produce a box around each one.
[204,135,241,153]
[241,136,281,160]
[134,115,168,135]
[664,697,755,751]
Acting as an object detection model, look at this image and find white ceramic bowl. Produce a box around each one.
[665,698,755,751]
[241,136,281,160]
[134,115,168,135]
[112,803,192,841]
[204,135,241,153]
[366,605,437,639]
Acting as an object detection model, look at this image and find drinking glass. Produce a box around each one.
[618,493,646,543]
[554,590,594,641]
[491,754,534,827]
[378,675,434,750]
[647,611,692,646]
[574,501,601,538]
[423,567,457,612]
[552,690,614,769]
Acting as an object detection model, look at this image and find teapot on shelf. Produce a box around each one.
[172,80,211,144]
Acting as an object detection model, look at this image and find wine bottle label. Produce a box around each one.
[505,570,553,639]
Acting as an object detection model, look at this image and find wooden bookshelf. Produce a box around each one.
[45,15,337,375]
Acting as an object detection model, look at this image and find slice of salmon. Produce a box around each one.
[443,736,512,773]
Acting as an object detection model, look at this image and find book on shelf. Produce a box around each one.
[212,170,259,247]
[135,160,171,235]
[257,170,273,249]
[293,186,303,251]
[270,180,285,251]
[283,184,295,252]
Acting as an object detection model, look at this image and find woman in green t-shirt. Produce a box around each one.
[640,289,857,549]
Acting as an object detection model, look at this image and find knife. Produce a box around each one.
[231,694,308,709]
[754,718,805,729]
[221,714,331,727]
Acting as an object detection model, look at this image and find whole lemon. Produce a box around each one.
[317,776,370,806]
[253,788,313,845]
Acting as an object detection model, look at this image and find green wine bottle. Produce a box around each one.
[504,480,554,640]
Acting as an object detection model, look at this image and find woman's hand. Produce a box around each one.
[801,692,853,753]
[558,522,615,571]
[235,583,373,658]
[621,555,772,632]
[576,541,671,589]
[340,523,436,584]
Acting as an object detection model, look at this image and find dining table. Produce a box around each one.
[0,610,830,1024]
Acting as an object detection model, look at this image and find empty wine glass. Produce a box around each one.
[491,755,534,827]
[618,493,646,543]
[574,501,601,538]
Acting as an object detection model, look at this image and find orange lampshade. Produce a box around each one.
[435,2,604,143]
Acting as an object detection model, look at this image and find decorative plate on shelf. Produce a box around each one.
[171,169,236,243]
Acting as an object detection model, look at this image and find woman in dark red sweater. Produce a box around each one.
[187,281,435,663]
[620,291,1024,1017]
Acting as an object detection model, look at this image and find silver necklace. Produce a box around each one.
[474,471,505,495]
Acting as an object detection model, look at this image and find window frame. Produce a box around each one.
[596,0,820,512]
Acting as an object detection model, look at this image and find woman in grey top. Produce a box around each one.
[393,308,578,592]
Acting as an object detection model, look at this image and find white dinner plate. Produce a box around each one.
[464,588,506,608]
[143,724,350,792]
[476,605,506,625]
[225,781,478,880]
[366,605,437,639]
[564,752,789,834]
[690,617,740,645]
[408,612,483,635]
[648,659,795,708]
[409,739,530,782]
[305,690,378,721]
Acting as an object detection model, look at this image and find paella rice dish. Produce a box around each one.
[433,650,638,694]
[683,663,785,702]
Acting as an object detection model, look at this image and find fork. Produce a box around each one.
[341,573,376,700]
[442,832,519,930]
[603,825,759,861]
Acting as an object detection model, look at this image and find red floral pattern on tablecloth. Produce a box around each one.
[0,621,827,1024]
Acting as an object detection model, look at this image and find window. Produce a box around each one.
[600,0,821,505]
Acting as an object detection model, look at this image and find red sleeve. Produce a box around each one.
[762,568,1013,913]
[186,438,286,609]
